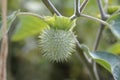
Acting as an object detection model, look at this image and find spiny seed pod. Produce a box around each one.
[38,29,76,62]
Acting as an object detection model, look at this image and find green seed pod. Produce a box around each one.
[38,28,76,62]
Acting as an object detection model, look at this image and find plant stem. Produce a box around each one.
[0,0,8,80]
[70,14,77,20]
[92,26,104,80]
[71,1,108,79]
[71,0,80,20]
[71,0,89,19]
[80,14,109,27]
[42,0,61,16]
[75,0,80,15]
[80,0,89,13]
[96,0,107,20]
[93,0,108,51]
[71,14,110,27]
[73,35,99,80]
[92,0,108,80]
[93,24,105,51]
[93,61,100,80]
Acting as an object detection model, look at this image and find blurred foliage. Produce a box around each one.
[12,14,49,41]
[4,0,120,80]
[0,11,18,40]
[107,43,120,54]
[107,14,120,39]
[107,6,120,14]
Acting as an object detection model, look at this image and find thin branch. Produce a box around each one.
[93,1,108,48]
[75,52,98,80]
[81,14,104,80]
[80,14,110,27]
[72,34,99,80]
[0,0,8,80]
[96,0,106,20]
[93,61,100,80]
[70,14,77,20]
[70,14,110,28]
[42,0,61,16]
[70,0,80,20]
[71,0,89,19]
[80,0,89,13]
[75,0,80,15]
[92,0,108,80]
[71,13,110,27]
[93,24,104,51]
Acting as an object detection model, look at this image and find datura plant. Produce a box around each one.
[38,15,76,62]
[3,0,120,80]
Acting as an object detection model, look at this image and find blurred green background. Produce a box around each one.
[1,0,120,80]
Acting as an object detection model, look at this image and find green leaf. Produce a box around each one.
[94,59,111,72]
[44,15,76,30]
[112,62,120,80]
[0,11,18,40]
[80,45,120,80]
[80,45,111,71]
[107,13,120,39]
[107,43,120,54]
[91,51,120,80]
[12,14,49,41]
